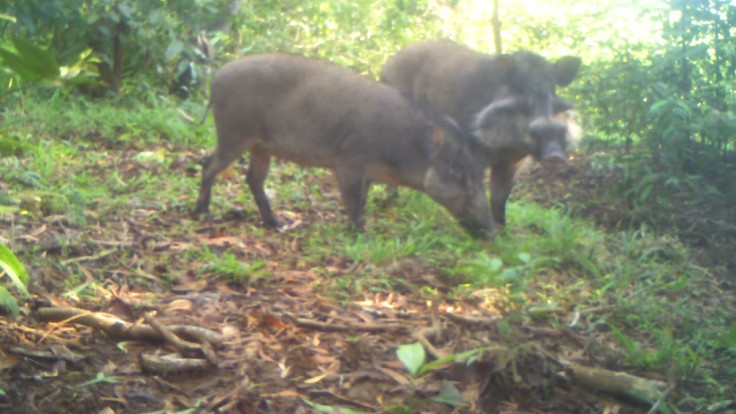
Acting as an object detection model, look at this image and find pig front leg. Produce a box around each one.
[246,146,282,228]
[489,163,516,227]
[335,168,370,232]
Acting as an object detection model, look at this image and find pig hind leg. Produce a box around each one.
[335,168,370,231]
[246,146,281,228]
[195,144,245,216]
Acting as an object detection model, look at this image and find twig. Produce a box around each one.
[143,312,200,354]
[646,382,675,414]
[412,327,446,360]
[143,311,219,366]
[36,306,223,347]
[88,240,135,248]
[139,354,211,375]
[443,312,496,325]
[294,317,405,333]
[61,248,117,265]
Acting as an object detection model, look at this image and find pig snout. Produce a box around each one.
[423,168,494,238]
[529,118,569,166]
[539,141,568,167]
[459,193,495,239]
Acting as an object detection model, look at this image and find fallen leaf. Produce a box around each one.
[201,236,238,247]
[304,374,327,384]
[166,299,193,312]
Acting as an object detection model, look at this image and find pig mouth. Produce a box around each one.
[458,219,495,239]
[539,151,569,168]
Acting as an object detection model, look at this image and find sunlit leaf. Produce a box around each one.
[396,342,425,376]
[0,244,31,298]
[11,37,59,79]
[0,286,20,320]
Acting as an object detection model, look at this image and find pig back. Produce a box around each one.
[381,41,501,132]
[210,54,433,171]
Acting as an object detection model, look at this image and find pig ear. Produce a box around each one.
[492,54,514,77]
[554,56,581,87]
[552,97,574,114]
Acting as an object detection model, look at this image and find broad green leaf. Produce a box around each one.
[428,380,463,407]
[517,252,531,263]
[417,347,487,375]
[0,286,20,320]
[640,185,653,203]
[165,40,185,61]
[0,244,31,298]
[0,206,19,214]
[489,257,503,272]
[0,47,39,81]
[396,342,425,376]
[11,37,60,79]
[0,13,16,23]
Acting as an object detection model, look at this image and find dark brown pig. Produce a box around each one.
[194,53,493,238]
[381,40,581,226]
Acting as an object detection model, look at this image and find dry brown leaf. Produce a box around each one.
[28,224,47,237]
[0,353,22,371]
[166,299,193,312]
[222,325,240,339]
[201,236,239,247]
[376,366,411,385]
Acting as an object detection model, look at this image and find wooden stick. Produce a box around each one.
[294,317,405,333]
[36,306,223,347]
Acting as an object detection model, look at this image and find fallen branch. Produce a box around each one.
[60,248,117,265]
[559,359,667,406]
[443,312,496,325]
[36,307,223,347]
[412,326,446,360]
[294,317,405,333]
[139,354,211,375]
[143,312,218,366]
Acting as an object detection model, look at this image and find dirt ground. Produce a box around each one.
[1,148,734,413]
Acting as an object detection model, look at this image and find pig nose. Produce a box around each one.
[529,118,567,142]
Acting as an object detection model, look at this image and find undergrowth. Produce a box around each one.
[1,96,735,410]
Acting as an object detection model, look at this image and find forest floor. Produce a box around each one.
[1,139,735,413]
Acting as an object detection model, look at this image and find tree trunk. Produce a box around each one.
[491,0,502,54]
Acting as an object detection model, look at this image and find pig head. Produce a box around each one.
[381,40,581,226]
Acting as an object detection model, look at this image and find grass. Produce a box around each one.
[1,94,735,410]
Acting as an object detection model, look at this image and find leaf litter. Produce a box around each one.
[0,145,734,413]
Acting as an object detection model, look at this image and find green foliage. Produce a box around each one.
[0,0,443,97]
[0,37,60,82]
[74,372,122,388]
[202,249,268,283]
[0,243,31,319]
[396,342,426,376]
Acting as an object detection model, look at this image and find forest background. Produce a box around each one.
[1,0,735,412]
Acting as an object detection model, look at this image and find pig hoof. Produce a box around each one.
[263,218,284,229]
